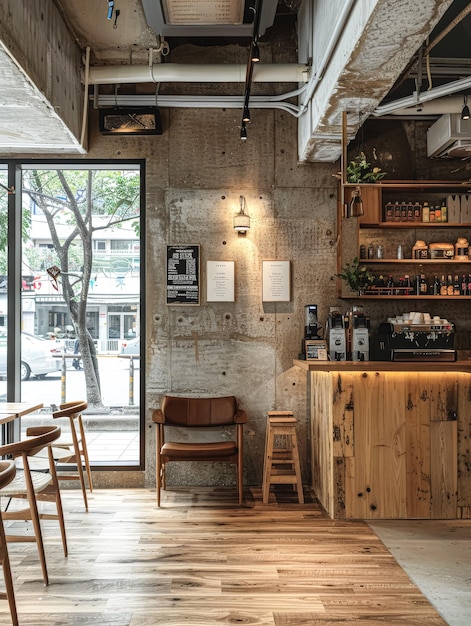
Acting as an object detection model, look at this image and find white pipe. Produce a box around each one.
[373,75,471,116]
[95,93,302,116]
[87,63,309,85]
[387,96,468,116]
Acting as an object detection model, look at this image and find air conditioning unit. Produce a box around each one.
[427,113,471,158]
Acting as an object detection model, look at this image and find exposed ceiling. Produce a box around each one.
[0,0,469,160]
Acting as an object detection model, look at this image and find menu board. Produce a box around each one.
[166,245,200,305]
[262,260,291,302]
[206,260,235,302]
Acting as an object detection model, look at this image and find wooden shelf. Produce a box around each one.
[360,222,471,228]
[341,295,471,300]
[362,258,471,264]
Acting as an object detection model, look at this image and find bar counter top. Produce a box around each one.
[293,358,471,373]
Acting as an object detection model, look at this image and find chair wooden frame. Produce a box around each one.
[50,400,93,511]
[0,461,18,626]
[152,395,247,507]
[0,425,68,586]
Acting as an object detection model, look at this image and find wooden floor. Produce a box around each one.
[0,486,448,626]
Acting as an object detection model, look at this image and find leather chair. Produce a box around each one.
[152,395,247,506]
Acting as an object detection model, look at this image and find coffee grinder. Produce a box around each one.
[351,309,370,361]
[327,307,347,361]
[300,305,326,359]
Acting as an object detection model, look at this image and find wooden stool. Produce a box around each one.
[262,411,304,504]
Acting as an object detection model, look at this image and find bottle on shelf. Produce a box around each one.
[413,202,422,221]
[447,274,454,296]
[461,274,468,296]
[441,199,448,223]
[433,275,440,296]
[393,201,401,222]
[419,274,428,295]
[453,275,460,296]
[440,275,447,296]
[422,201,430,222]
[384,201,394,221]
[468,274,471,296]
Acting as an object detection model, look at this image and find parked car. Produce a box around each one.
[0,330,62,381]
[120,336,140,355]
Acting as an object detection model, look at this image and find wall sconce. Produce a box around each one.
[344,186,364,218]
[461,95,470,121]
[233,196,251,235]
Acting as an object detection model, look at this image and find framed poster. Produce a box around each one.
[166,244,200,305]
[206,260,235,302]
[262,260,291,302]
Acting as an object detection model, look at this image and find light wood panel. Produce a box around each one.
[0,487,448,625]
[311,370,460,519]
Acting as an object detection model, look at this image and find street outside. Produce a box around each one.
[0,355,141,463]
[0,354,140,409]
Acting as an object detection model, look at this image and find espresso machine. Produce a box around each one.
[327,308,347,361]
[351,311,370,361]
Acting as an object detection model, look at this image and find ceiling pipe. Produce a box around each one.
[93,92,304,116]
[372,74,471,116]
[87,63,308,85]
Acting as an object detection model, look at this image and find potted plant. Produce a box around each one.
[337,257,374,295]
[346,151,387,183]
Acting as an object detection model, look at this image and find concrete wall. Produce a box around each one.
[84,31,339,489]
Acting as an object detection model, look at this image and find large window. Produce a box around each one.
[1,160,144,469]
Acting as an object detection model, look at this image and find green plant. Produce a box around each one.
[346,151,387,183]
[337,257,374,292]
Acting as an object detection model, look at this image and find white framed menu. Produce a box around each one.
[262,260,291,302]
[206,260,235,302]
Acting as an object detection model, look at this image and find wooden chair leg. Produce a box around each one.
[78,417,93,492]
[0,513,18,626]
[48,448,68,557]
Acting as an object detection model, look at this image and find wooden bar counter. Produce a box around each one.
[293,359,471,520]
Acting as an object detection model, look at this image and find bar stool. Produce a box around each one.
[262,411,304,504]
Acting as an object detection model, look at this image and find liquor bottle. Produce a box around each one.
[440,275,447,296]
[404,274,412,295]
[386,275,394,294]
[453,275,460,296]
[433,275,440,296]
[400,202,408,221]
[447,274,454,296]
[394,201,401,221]
[468,274,471,296]
[406,202,414,221]
[461,274,468,296]
[397,277,405,296]
[413,202,422,221]
[384,201,394,221]
[420,274,428,295]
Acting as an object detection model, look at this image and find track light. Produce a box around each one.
[243,107,251,123]
[240,123,248,141]
[251,42,260,63]
[462,95,470,121]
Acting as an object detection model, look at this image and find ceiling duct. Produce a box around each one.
[427,113,471,158]
[141,0,278,37]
